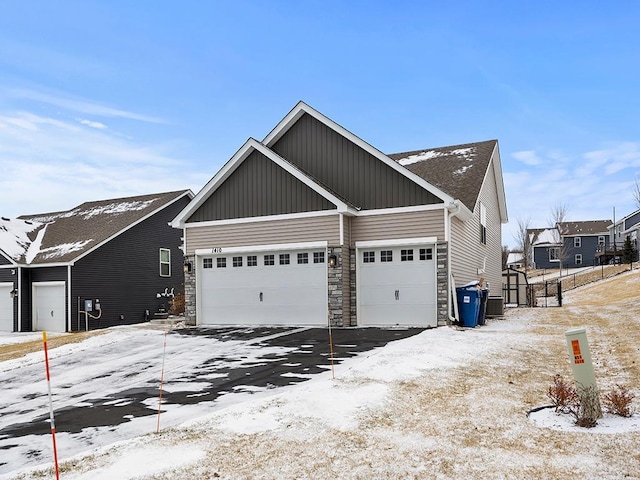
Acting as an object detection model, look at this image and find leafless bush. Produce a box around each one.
[546,375,601,427]
[547,374,578,413]
[169,292,185,315]
[603,385,636,417]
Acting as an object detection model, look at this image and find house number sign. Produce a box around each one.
[211,247,222,254]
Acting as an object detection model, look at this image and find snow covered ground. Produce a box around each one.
[1,270,640,479]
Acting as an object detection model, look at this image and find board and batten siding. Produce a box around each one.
[272,113,443,210]
[185,214,341,255]
[350,209,445,244]
[188,150,334,222]
[450,154,503,291]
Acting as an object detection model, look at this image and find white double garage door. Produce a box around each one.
[198,239,437,327]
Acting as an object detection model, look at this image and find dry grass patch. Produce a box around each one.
[0,330,106,362]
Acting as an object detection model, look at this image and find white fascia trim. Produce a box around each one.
[195,241,328,256]
[478,142,508,224]
[172,138,350,228]
[183,209,340,229]
[67,265,72,332]
[263,101,455,205]
[339,214,344,246]
[355,237,438,249]
[356,203,446,217]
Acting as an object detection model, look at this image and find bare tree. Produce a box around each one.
[548,203,569,227]
[513,216,532,269]
[633,174,640,209]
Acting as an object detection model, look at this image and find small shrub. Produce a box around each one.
[547,374,578,413]
[169,292,185,315]
[603,385,636,417]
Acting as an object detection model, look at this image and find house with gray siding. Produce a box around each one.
[528,220,611,270]
[0,190,192,332]
[171,102,508,328]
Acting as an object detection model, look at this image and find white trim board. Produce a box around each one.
[195,241,328,256]
[355,237,438,248]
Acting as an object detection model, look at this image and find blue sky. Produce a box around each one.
[1,1,639,247]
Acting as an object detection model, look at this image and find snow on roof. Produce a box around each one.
[532,228,560,246]
[396,147,475,167]
[0,217,43,263]
[2,190,188,265]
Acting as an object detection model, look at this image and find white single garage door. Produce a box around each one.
[0,283,14,332]
[199,246,328,326]
[33,282,66,332]
[358,243,437,327]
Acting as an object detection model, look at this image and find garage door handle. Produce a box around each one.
[259,292,263,302]
[395,289,399,301]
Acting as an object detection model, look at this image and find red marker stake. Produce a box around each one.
[43,332,60,480]
[156,330,168,433]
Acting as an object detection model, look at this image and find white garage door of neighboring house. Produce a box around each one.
[358,242,437,327]
[33,282,66,332]
[0,283,14,332]
[199,245,328,326]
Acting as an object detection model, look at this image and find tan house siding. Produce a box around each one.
[350,209,445,244]
[185,214,340,255]
[450,153,503,292]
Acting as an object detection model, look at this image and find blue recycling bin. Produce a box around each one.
[477,288,489,326]
[456,286,481,328]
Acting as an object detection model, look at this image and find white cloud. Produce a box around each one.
[77,118,108,129]
[0,110,207,218]
[511,150,542,166]
[6,88,166,124]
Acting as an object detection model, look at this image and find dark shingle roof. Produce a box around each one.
[557,220,611,236]
[387,140,497,211]
[10,190,190,264]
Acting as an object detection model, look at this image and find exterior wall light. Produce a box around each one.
[328,254,337,267]
[183,260,192,273]
[10,288,18,298]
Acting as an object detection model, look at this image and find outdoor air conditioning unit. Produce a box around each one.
[486,297,504,317]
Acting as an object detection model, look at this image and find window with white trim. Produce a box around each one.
[549,247,560,262]
[363,251,375,263]
[160,248,171,277]
[381,250,393,262]
[419,248,433,260]
[401,249,413,261]
[264,254,275,266]
[598,235,605,245]
[203,258,213,269]
[575,254,582,265]
[297,252,309,264]
[279,253,290,265]
[574,237,581,248]
[232,256,243,267]
[313,252,325,264]
[247,255,257,267]
[216,257,226,268]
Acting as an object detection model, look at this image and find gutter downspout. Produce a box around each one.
[446,202,461,325]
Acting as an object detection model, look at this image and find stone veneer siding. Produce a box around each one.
[184,255,197,326]
[327,246,344,327]
[437,242,449,326]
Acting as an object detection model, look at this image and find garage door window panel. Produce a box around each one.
[298,252,309,264]
[363,251,375,263]
[203,258,213,269]
[419,248,433,260]
[313,252,325,264]
[401,249,413,261]
[381,250,393,262]
[217,258,227,268]
[279,254,290,265]
[264,254,275,266]
[247,255,257,267]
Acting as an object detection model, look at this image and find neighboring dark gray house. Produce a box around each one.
[171,101,508,328]
[0,190,192,332]
[528,220,611,270]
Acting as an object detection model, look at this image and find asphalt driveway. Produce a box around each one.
[0,325,423,474]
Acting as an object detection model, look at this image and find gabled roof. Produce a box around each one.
[263,101,458,209]
[171,138,358,227]
[387,140,506,220]
[0,190,191,265]
[528,228,561,246]
[557,220,611,236]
